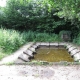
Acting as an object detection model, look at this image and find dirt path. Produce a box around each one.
[0,65,80,80]
[0,42,34,64]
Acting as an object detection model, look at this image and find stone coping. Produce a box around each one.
[0,42,80,65]
[31,42,80,62]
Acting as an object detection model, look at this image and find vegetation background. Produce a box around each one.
[0,0,80,59]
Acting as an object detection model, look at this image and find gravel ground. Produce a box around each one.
[0,42,80,80]
[0,65,80,80]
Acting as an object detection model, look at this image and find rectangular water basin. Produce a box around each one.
[32,46,74,62]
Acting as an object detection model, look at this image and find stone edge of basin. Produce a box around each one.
[65,44,80,62]
[1,42,80,65]
[17,42,80,63]
[16,42,80,64]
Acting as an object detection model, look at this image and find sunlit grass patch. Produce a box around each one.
[0,28,26,54]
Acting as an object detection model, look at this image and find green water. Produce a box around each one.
[33,48,74,62]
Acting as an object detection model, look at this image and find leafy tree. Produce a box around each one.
[0,7,6,27]
[49,0,80,36]
[1,0,66,33]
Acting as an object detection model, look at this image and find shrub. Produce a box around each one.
[0,29,60,55]
[0,29,26,54]
[35,33,59,42]
[73,33,80,45]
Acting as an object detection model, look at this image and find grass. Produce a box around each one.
[0,28,60,60]
[0,52,7,60]
[0,29,26,54]
[0,28,27,60]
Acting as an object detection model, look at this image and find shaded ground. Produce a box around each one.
[0,65,80,80]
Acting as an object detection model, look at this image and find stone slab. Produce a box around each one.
[70,49,80,56]
[50,43,58,46]
[31,45,38,49]
[23,50,34,57]
[74,52,80,61]
[40,42,49,46]
[66,45,73,49]
[18,53,30,62]
[68,47,77,52]
[28,47,36,52]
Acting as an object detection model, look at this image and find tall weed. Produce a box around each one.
[73,33,80,45]
[0,29,60,55]
[0,29,26,54]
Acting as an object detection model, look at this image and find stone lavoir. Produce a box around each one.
[16,42,80,63]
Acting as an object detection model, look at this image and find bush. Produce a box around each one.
[34,33,59,42]
[0,29,26,54]
[0,29,60,55]
[73,33,80,45]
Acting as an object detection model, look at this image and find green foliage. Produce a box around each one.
[35,33,59,42]
[0,51,7,60]
[1,0,80,45]
[73,33,80,45]
[0,0,66,33]
[0,28,60,55]
[0,7,6,27]
[4,0,51,30]
[52,0,80,32]
[48,0,80,40]
[53,0,80,20]
[21,31,35,41]
[0,28,26,54]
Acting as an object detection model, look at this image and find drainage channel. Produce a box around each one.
[16,42,80,64]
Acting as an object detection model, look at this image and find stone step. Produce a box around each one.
[28,47,36,52]
[31,45,38,49]
[70,49,80,56]
[18,53,30,62]
[66,45,73,49]
[23,50,34,57]
[73,52,80,61]
[68,47,77,52]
